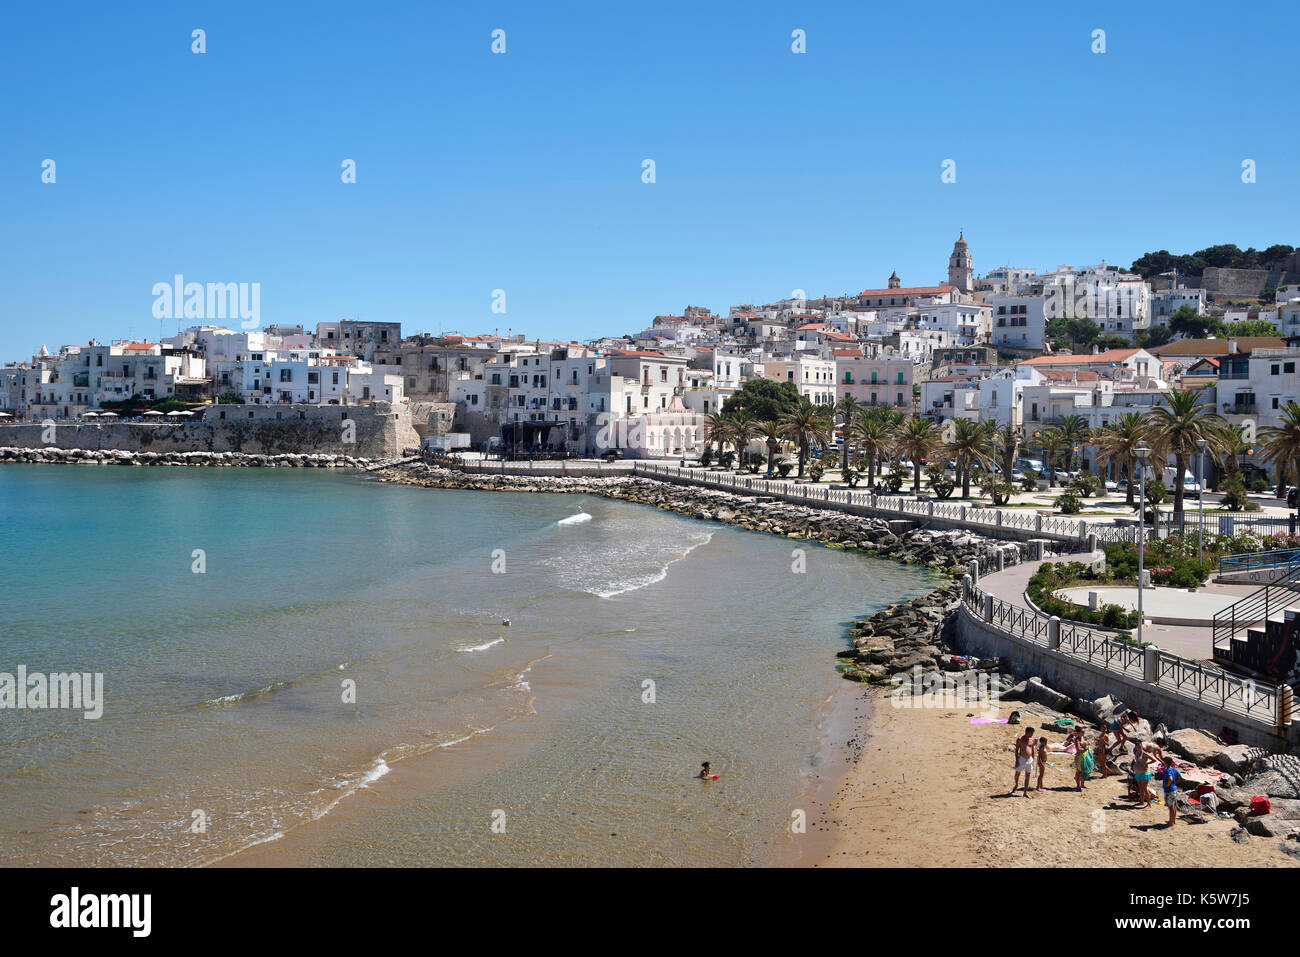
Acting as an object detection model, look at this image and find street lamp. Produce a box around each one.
[1135,445,1151,646]
[1196,437,1207,567]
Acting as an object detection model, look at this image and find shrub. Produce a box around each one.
[1025,563,1139,629]
[1249,477,1269,493]
[808,462,826,483]
[1218,475,1259,512]
[1101,604,1128,628]
[719,450,736,469]
[700,449,713,467]
[776,461,793,478]
[1019,474,1038,492]
[982,479,1014,506]
[844,465,863,487]
[1056,489,1084,514]
[883,470,904,493]
[1070,472,1105,498]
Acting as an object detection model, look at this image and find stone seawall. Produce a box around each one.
[0,403,416,459]
[0,447,371,468]
[954,604,1298,751]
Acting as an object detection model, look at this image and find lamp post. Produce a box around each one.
[1135,445,1151,646]
[1196,437,1207,568]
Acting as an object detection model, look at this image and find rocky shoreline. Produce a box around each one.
[0,447,372,468]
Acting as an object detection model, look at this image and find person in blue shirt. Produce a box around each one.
[1160,756,1182,827]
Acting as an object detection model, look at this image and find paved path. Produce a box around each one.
[974,551,1256,662]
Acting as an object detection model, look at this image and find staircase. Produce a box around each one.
[1212,562,1300,674]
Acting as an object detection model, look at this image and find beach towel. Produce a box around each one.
[1078,750,1095,779]
[969,717,1008,725]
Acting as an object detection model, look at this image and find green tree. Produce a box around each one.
[1055,414,1092,475]
[1031,426,1067,488]
[1143,391,1229,516]
[779,400,832,479]
[849,408,894,488]
[1169,305,1218,339]
[721,378,801,422]
[947,417,994,499]
[1258,401,1300,523]
[757,418,784,477]
[727,411,757,472]
[1094,412,1146,506]
[896,417,938,495]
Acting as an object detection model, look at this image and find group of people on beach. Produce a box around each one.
[1011,710,1183,826]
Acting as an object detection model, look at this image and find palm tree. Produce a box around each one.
[757,418,784,477]
[1214,425,1253,481]
[851,409,895,487]
[994,424,1021,481]
[1094,412,1146,506]
[703,412,730,464]
[1056,414,1092,476]
[1143,390,1229,516]
[1033,427,1066,488]
[896,417,938,495]
[780,400,832,478]
[948,418,995,498]
[728,411,757,472]
[1258,401,1300,522]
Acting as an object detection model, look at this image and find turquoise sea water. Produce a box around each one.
[0,465,938,866]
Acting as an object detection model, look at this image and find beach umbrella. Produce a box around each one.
[97,411,118,418]
[167,410,194,417]
[141,410,164,416]
[0,412,11,419]
[81,411,99,418]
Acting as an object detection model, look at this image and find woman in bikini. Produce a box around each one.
[1132,744,1153,807]
[1094,726,1113,777]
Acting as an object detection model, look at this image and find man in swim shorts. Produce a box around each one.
[1012,727,1036,797]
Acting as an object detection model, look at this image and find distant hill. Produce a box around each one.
[1130,243,1295,279]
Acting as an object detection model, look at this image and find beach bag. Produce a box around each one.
[1008,711,1021,725]
[1250,796,1271,815]
[1079,750,1095,778]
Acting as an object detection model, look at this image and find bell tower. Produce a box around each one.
[948,233,972,292]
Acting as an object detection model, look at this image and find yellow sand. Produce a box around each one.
[822,688,1299,868]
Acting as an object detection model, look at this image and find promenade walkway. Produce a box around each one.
[975,551,1248,663]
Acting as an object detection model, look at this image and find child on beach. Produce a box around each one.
[1035,738,1048,791]
[699,762,713,780]
[1160,756,1181,826]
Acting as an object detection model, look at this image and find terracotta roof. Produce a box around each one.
[1151,337,1284,356]
[610,349,673,359]
[796,322,826,331]
[1037,369,1101,383]
[832,348,863,357]
[857,284,955,298]
[1021,349,1141,366]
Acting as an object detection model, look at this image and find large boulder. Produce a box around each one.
[1165,729,1226,766]
[1001,677,1072,712]
[1215,745,1267,776]
[1241,754,1300,800]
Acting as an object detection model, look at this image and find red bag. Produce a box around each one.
[1250,796,1271,815]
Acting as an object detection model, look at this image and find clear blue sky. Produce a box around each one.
[3,0,1296,361]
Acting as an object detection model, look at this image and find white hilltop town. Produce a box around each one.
[5,235,1300,466]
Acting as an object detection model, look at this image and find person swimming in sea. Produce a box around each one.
[699,761,713,779]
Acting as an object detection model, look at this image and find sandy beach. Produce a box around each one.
[823,688,1300,868]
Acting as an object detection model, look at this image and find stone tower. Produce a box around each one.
[948,233,972,292]
[887,270,901,289]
